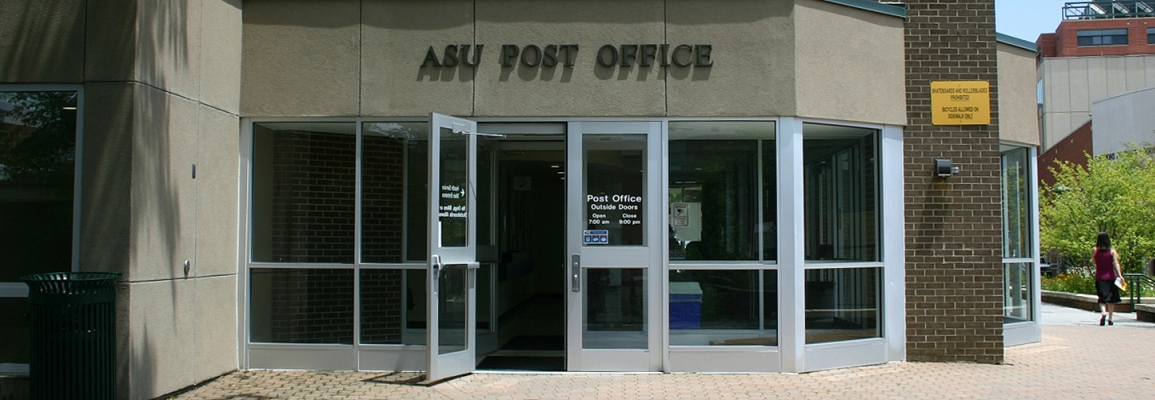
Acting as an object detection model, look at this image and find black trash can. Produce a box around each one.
[22,272,121,400]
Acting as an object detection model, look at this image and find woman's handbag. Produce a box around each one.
[1115,276,1128,292]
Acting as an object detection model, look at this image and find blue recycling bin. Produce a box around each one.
[669,282,703,329]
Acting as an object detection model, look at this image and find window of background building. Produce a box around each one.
[0,89,79,367]
[1077,29,1129,46]
[803,123,881,344]
[667,121,778,346]
[1148,28,1155,44]
[1001,146,1033,323]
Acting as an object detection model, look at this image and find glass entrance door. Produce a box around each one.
[565,122,662,371]
[425,113,479,382]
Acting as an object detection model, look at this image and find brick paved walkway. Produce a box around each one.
[171,324,1155,399]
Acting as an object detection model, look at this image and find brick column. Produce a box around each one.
[904,0,1004,363]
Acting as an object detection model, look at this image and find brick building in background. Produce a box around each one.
[1037,1,1155,180]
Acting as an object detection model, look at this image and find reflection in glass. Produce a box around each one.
[584,135,645,246]
[667,121,777,261]
[438,265,468,354]
[405,269,427,345]
[0,298,31,364]
[1001,147,1031,259]
[361,122,428,263]
[584,268,646,349]
[805,268,880,344]
[1004,262,1032,322]
[0,91,77,281]
[250,268,354,344]
[803,124,879,262]
[251,122,357,263]
[669,270,778,346]
[439,126,468,248]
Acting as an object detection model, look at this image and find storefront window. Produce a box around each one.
[1001,146,1034,322]
[250,268,355,344]
[803,124,879,262]
[1004,262,1031,322]
[669,270,777,346]
[668,121,776,261]
[361,122,428,263]
[251,122,357,263]
[804,268,880,344]
[0,89,79,366]
[1001,147,1031,259]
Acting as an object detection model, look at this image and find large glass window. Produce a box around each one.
[1001,146,1034,323]
[669,270,777,346]
[0,89,79,366]
[803,124,879,262]
[667,121,776,261]
[361,122,428,263]
[1077,29,1128,46]
[250,268,355,344]
[249,121,433,349]
[1004,262,1031,322]
[1001,147,1031,259]
[804,268,880,344]
[251,122,357,264]
[667,121,778,347]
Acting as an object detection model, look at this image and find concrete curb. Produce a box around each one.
[1042,290,1155,321]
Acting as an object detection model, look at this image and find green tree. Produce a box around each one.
[1040,147,1155,273]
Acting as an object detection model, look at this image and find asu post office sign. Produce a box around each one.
[931,81,990,125]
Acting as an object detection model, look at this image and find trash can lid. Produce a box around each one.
[21,272,121,295]
[669,281,702,295]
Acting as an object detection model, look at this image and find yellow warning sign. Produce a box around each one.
[931,81,990,125]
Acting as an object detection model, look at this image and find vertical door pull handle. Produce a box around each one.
[571,254,581,292]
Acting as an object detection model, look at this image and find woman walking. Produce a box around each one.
[1092,231,1124,326]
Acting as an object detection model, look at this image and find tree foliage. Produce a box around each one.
[1040,147,1155,272]
[0,91,78,185]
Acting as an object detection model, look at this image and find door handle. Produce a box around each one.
[571,254,581,292]
[431,255,442,281]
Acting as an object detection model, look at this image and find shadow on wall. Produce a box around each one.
[0,1,85,81]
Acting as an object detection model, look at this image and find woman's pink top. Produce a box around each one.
[1094,248,1117,280]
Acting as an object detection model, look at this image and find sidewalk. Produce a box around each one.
[170,305,1155,399]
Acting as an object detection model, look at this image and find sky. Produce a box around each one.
[995,0,1072,43]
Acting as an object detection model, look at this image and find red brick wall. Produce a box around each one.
[1038,121,1092,188]
[904,0,1004,364]
[271,131,356,263]
[1052,19,1155,57]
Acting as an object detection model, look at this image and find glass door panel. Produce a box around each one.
[425,113,478,382]
[566,122,661,372]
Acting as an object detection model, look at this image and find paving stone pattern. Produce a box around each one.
[171,324,1155,399]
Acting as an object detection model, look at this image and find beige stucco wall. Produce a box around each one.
[69,1,244,398]
[473,0,666,117]
[667,0,795,117]
[0,0,86,82]
[794,0,905,125]
[362,0,476,116]
[997,43,1040,146]
[242,0,858,119]
[1039,54,1155,149]
[242,0,361,116]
